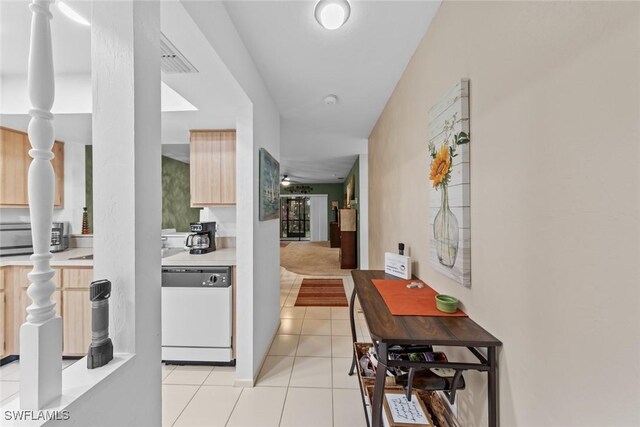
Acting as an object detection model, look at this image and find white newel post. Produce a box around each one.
[19,0,63,410]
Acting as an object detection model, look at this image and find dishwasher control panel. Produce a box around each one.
[161,266,232,288]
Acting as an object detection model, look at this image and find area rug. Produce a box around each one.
[280,241,351,276]
[294,278,348,307]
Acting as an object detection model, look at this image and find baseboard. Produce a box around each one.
[234,378,255,387]
[248,318,280,386]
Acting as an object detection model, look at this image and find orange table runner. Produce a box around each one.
[371,279,467,317]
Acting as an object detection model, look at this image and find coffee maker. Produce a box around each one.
[185,222,216,254]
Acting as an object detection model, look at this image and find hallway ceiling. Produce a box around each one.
[1,1,441,181]
[224,0,441,183]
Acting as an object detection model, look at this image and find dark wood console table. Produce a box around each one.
[348,270,502,427]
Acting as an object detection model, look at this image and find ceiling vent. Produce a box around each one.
[160,33,198,74]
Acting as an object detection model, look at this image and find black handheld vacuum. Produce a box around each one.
[87,279,114,369]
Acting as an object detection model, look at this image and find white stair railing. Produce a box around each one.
[20,0,63,410]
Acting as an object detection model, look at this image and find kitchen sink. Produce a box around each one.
[69,254,93,260]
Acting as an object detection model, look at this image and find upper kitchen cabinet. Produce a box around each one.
[190,130,236,206]
[0,127,64,208]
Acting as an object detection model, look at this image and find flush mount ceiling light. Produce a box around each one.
[314,0,351,30]
[57,1,90,27]
[281,175,291,186]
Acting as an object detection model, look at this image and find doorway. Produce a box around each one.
[281,197,310,240]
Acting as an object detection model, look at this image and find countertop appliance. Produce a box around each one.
[0,222,69,256]
[50,222,69,252]
[185,221,216,254]
[161,265,233,364]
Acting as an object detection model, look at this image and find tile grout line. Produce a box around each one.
[223,386,244,427]
[169,378,205,427]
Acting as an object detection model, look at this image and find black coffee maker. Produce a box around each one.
[185,222,216,254]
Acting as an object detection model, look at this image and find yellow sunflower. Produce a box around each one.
[429,144,451,187]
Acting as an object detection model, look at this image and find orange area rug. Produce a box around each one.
[294,278,348,307]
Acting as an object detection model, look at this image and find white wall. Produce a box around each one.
[200,207,236,237]
[368,2,640,425]
[358,153,369,269]
[0,73,92,115]
[181,0,281,384]
[44,2,163,425]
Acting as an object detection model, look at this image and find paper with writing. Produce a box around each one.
[385,393,430,425]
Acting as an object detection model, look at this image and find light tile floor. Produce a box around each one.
[162,268,370,427]
[0,268,371,427]
[0,358,78,404]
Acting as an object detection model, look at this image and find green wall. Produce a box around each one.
[161,156,201,232]
[85,146,199,233]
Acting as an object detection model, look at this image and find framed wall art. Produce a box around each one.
[428,79,471,286]
[259,148,280,221]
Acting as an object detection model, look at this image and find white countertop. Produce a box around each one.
[0,248,94,267]
[161,247,236,266]
[0,247,236,267]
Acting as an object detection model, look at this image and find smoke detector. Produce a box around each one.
[324,94,338,105]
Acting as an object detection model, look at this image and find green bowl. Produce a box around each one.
[435,294,459,313]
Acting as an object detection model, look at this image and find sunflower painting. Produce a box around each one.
[427,79,471,287]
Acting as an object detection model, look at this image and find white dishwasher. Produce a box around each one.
[161,266,233,365]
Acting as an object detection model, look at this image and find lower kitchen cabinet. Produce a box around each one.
[61,267,92,356]
[0,290,5,358]
[1,265,92,358]
[6,288,62,356]
[62,289,91,356]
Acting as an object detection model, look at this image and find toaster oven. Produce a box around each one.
[0,222,69,256]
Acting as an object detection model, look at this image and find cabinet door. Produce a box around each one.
[62,289,91,356]
[0,290,5,358]
[0,128,64,207]
[62,267,93,289]
[219,131,236,204]
[4,267,62,356]
[8,288,62,356]
[52,141,64,207]
[0,128,30,205]
[190,131,222,206]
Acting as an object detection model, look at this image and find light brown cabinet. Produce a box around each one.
[0,127,64,208]
[62,289,91,356]
[1,265,91,358]
[4,266,62,356]
[0,267,5,358]
[61,267,93,356]
[190,130,236,206]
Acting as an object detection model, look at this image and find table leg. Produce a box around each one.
[371,342,388,427]
[348,287,358,375]
[488,346,498,427]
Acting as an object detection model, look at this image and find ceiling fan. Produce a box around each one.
[280,174,306,186]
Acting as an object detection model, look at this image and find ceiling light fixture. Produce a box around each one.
[57,1,90,27]
[281,175,291,186]
[314,0,351,30]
